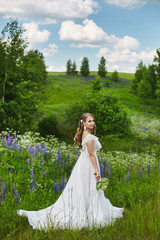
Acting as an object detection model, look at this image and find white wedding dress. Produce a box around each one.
[17,134,123,230]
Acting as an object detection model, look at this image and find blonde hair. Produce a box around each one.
[74,113,96,149]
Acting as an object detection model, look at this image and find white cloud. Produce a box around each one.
[59,19,108,45]
[41,43,58,56]
[59,19,140,51]
[104,0,148,8]
[0,0,99,20]
[36,18,57,25]
[23,22,50,47]
[47,65,66,72]
[96,48,156,63]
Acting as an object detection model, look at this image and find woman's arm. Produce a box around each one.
[86,140,101,181]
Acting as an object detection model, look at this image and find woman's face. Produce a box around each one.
[84,116,95,131]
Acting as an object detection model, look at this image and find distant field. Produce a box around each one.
[48,72,134,80]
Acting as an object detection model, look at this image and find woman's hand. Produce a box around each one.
[95,172,101,181]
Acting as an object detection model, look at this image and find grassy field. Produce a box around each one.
[1,71,160,239]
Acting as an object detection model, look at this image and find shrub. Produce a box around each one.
[38,115,60,138]
[111,70,119,82]
[65,90,130,137]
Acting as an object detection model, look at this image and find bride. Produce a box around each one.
[17,112,124,230]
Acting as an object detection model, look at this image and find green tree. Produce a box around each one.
[20,50,47,91]
[98,56,107,77]
[132,60,146,93]
[111,70,119,82]
[0,20,47,132]
[91,77,103,92]
[154,48,160,100]
[66,59,72,75]
[71,61,78,75]
[80,57,90,77]
[137,65,157,99]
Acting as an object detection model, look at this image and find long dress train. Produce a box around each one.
[17,134,124,230]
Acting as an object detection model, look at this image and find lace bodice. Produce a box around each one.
[81,134,102,155]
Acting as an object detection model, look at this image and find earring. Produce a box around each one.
[84,126,86,131]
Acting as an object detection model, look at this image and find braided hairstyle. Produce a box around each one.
[74,113,96,149]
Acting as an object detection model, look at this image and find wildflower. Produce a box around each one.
[30,177,36,191]
[148,164,150,176]
[26,158,30,167]
[64,177,67,188]
[6,135,12,148]
[4,182,8,194]
[15,190,19,204]
[12,184,15,195]
[1,177,5,202]
[54,180,59,193]
[31,165,34,178]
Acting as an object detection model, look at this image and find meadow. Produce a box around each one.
[0,72,160,240]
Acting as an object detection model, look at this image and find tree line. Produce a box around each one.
[0,20,47,132]
[131,49,160,101]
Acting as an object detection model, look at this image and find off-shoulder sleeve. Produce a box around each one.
[81,134,95,145]
[81,134,102,151]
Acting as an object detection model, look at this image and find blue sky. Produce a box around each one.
[0,0,160,73]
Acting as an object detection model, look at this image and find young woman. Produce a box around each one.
[17,113,123,229]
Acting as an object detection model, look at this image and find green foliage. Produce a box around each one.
[136,64,157,99]
[80,57,90,77]
[66,59,78,75]
[90,77,103,92]
[111,70,119,82]
[66,59,72,75]
[0,20,47,133]
[131,60,146,93]
[71,61,78,75]
[38,115,60,138]
[98,56,107,77]
[65,90,130,137]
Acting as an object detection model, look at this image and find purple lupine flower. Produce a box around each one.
[15,190,19,204]
[2,135,4,147]
[32,146,37,158]
[138,169,142,178]
[43,144,47,154]
[26,158,30,167]
[42,156,44,171]
[49,147,52,155]
[127,171,130,181]
[141,141,146,147]
[105,165,108,178]
[1,177,5,202]
[6,135,12,147]
[143,128,148,131]
[100,164,103,177]
[54,180,59,193]
[124,175,127,183]
[4,182,8,194]
[30,177,36,191]
[73,150,75,155]
[147,164,150,176]
[28,145,32,153]
[31,165,34,178]
[9,168,13,174]
[109,167,112,181]
[12,184,15,195]
[60,176,64,192]
[44,171,47,176]
[68,150,70,161]
[64,177,67,188]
